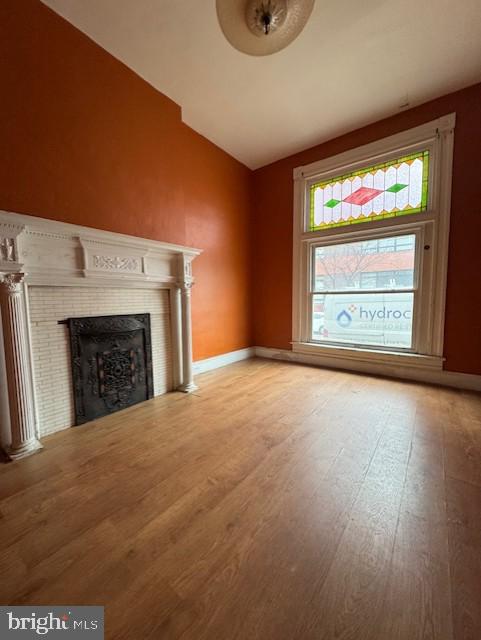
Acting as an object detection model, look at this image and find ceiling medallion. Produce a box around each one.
[216,0,315,56]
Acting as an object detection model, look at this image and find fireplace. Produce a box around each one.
[67,313,154,425]
[0,209,201,459]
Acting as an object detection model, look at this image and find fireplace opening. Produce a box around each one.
[66,313,154,425]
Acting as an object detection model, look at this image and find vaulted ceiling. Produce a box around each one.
[41,0,481,169]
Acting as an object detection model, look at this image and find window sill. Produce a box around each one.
[292,341,443,371]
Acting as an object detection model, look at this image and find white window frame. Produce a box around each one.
[292,114,455,370]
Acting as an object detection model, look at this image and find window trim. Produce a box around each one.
[292,114,455,368]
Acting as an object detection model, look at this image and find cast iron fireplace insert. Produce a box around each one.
[66,313,154,425]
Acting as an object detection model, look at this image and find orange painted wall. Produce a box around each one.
[252,83,481,374]
[0,0,253,361]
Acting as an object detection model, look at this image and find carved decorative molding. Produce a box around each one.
[93,255,140,272]
[23,229,71,241]
[0,238,15,262]
[176,253,195,291]
[0,221,25,236]
[0,272,25,294]
[0,221,24,269]
[181,282,193,294]
[0,210,201,288]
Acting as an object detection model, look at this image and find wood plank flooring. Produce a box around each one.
[1,358,481,639]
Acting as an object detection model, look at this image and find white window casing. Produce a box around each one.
[292,114,456,371]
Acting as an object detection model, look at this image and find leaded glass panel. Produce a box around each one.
[309,151,429,231]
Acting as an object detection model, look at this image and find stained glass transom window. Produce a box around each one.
[309,151,429,231]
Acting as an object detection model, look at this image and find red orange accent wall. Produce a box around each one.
[0,0,253,361]
[252,83,481,374]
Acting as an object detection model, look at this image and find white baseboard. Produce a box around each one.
[254,346,481,392]
[194,347,256,375]
[192,344,481,392]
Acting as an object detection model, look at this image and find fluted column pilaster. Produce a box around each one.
[0,273,42,459]
[177,283,198,393]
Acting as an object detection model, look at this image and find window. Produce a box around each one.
[311,234,415,348]
[293,115,455,366]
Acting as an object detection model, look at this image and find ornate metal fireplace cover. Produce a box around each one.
[67,314,154,425]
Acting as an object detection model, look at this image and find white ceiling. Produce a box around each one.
[41,0,481,169]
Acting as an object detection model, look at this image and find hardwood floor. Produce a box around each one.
[1,358,481,639]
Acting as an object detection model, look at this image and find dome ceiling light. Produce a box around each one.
[216,0,315,56]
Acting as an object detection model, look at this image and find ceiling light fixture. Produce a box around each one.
[216,0,315,56]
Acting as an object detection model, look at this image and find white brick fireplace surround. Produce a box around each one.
[0,210,201,460]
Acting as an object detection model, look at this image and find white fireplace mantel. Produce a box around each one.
[0,210,202,460]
